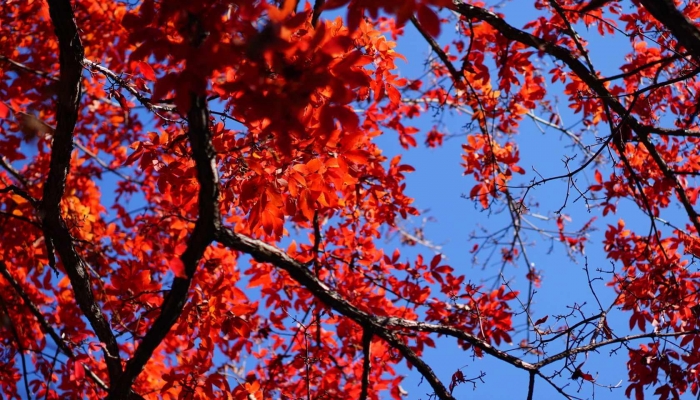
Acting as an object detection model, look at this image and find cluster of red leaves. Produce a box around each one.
[602,219,700,399]
[462,134,525,208]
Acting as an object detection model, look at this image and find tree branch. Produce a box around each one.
[526,371,535,400]
[0,55,59,81]
[0,260,112,393]
[0,296,31,399]
[533,328,700,369]
[359,328,372,400]
[378,330,455,400]
[214,227,536,397]
[636,0,700,62]
[83,59,178,115]
[43,0,123,383]
[74,140,145,185]
[0,156,30,187]
[108,92,219,399]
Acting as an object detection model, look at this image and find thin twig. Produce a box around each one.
[0,156,30,187]
[0,296,31,399]
[0,55,59,81]
[74,140,144,185]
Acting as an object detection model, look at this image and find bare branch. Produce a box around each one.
[526,371,535,400]
[0,156,30,187]
[74,140,145,185]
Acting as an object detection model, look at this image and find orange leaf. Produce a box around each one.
[343,149,369,165]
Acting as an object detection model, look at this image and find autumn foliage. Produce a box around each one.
[3,0,700,399]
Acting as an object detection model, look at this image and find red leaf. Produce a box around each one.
[580,372,594,381]
[387,84,401,105]
[417,4,441,38]
[138,61,157,81]
[74,361,85,380]
[123,144,143,166]
[169,257,187,278]
[501,290,518,301]
[0,101,9,118]
[343,149,369,165]
[430,254,441,269]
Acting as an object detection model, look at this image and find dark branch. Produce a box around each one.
[83,59,179,117]
[0,55,59,81]
[43,0,123,383]
[0,260,112,393]
[108,93,219,400]
[411,15,462,84]
[533,329,700,369]
[378,330,456,400]
[526,371,535,400]
[311,0,325,27]
[359,328,372,400]
[0,157,30,187]
[636,0,700,62]
[214,227,536,398]
[0,185,38,208]
[0,296,31,399]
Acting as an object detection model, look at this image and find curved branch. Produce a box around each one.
[214,227,535,398]
[378,330,455,400]
[0,55,59,81]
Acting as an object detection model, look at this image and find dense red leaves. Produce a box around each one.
[323,0,452,31]
[3,0,700,399]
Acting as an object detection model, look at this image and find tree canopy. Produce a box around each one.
[2,0,700,399]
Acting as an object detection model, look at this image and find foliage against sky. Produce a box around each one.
[2,0,700,399]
